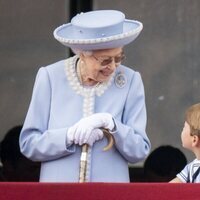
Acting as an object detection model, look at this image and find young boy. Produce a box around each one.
[170,103,200,183]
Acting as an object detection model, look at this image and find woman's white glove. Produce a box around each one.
[67,127,103,146]
[66,127,75,146]
[69,113,114,145]
[86,128,104,146]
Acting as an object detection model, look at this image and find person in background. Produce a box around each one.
[0,125,40,182]
[170,103,200,183]
[19,10,151,182]
[143,145,187,182]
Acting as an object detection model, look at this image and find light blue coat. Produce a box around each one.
[19,57,151,182]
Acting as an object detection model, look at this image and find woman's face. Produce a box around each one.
[80,47,124,84]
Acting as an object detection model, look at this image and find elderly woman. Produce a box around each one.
[19,10,151,182]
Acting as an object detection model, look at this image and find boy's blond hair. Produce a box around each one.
[185,103,200,136]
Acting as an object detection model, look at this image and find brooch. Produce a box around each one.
[114,72,127,88]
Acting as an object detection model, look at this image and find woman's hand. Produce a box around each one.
[67,127,103,146]
[85,128,104,146]
[68,113,114,146]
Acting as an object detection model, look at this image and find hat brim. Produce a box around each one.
[53,19,143,51]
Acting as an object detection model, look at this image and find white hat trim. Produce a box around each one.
[53,20,143,45]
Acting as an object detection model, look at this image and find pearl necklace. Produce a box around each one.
[65,55,114,99]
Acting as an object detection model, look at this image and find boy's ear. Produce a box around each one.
[192,135,200,147]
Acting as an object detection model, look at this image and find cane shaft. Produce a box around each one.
[79,144,89,182]
[78,129,114,182]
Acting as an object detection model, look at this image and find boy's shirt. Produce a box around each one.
[177,159,200,183]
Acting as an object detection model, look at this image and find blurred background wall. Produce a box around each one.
[1,0,200,165]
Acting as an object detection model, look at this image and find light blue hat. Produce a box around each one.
[53,10,143,51]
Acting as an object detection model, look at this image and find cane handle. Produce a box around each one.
[102,129,114,151]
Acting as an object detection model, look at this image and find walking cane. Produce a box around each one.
[79,129,114,182]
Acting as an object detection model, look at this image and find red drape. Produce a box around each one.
[0,182,199,200]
